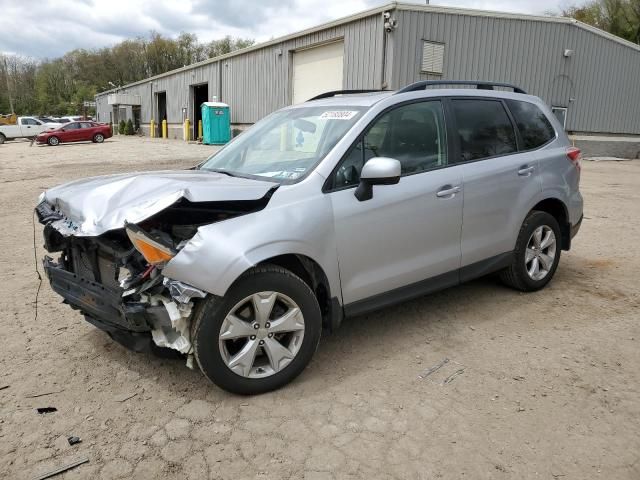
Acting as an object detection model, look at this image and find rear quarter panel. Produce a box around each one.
[536,108,583,225]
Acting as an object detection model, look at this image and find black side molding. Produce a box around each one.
[342,252,514,319]
[344,270,459,318]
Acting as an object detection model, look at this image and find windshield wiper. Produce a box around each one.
[205,168,239,177]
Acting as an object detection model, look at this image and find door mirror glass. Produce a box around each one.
[355,157,401,201]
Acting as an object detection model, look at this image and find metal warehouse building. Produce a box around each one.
[95,1,640,139]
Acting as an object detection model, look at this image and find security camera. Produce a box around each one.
[384,18,397,32]
[383,11,391,19]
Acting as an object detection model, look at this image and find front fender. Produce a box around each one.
[162,182,341,301]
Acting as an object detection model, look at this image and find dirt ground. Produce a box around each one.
[0,136,638,480]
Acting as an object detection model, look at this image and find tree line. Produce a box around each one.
[0,33,254,116]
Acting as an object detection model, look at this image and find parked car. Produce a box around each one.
[36,121,112,146]
[56,116,84,123]
[37,117,60,124]
[0,116,59,143]
[36,81,583,394]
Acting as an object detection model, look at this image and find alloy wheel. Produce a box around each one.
[525,225,556,281]
[218,291,305,379]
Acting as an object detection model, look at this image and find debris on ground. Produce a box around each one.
[0,385,9,391]
[33,457,89,480]
[26,389,65,398]
[418,358,449,379]
[113,392,137,402]
[443,368,465,385]
[36,407,57,414]
[67,436,82,446]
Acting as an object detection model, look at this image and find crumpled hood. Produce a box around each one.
[42,170,276,236]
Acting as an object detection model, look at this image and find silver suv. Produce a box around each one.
[37,81,583,394]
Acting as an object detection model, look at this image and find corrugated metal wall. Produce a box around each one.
[95,7,640,135]
[390,9,640,134]
[222,13,384,123]
[95,14,385,126]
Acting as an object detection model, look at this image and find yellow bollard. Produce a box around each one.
[184,119,191,141]
[150,119,155,138]
[162,119,168,139]
[198,120,203,140]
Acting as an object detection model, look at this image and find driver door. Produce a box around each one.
[62,122,83,142]
[327,100,464,309]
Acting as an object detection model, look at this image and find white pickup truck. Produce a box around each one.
[0,117,58,144]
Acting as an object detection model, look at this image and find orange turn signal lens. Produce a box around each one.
[125,224,175,266]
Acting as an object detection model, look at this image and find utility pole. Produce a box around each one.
[2,56,15,114]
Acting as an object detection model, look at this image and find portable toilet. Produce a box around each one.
[201,101,231,145]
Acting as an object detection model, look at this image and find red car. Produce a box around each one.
[36,121,112,146]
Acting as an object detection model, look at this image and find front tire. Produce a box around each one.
[47,136,60,146]
[500,211,561,292]
[192,264,322,395]
[0,133,6,145]
[93,133,104,143]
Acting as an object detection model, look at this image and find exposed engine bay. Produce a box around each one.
[36,191,274,361]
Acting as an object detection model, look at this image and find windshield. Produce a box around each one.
[200,106,365,181]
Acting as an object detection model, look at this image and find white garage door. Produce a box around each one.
[292,41,344,104]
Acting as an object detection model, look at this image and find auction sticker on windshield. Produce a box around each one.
[319,111,359,120]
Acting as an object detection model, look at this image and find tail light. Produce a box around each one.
[567,146,581,177]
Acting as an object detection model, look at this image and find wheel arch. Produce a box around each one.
[253,254,342,332]
[529,197,570,250]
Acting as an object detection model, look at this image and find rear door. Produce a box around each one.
[448,97,542,271]
[80,122,96,141]
[328,99,463,307]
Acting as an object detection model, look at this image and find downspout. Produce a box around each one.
[218,61,223,102]
[380,11,389,90]
[379,7,397,90]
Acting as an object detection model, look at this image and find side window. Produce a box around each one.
[80,122,93,128]
[21,118,38,126]
[451,99,517,162]
[506,100,556,150]
[332,101,447,189]
[65,123,80,130]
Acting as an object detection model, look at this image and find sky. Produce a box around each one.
[0,0,583,59]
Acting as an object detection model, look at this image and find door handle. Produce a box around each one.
[436,185,461,198]
[518,165,535,176]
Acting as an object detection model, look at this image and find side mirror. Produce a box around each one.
[354,157,401,201]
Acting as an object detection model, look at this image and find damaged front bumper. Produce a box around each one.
[41,236,207,359]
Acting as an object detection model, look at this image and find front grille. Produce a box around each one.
[69,244,121,290]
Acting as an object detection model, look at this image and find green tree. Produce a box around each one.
[1,32,255,116]
[125,119,134,135]
[561,0,639,43]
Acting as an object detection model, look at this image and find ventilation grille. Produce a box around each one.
[421,41,445,75]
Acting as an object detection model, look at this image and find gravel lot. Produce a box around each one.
[1,136,639,480]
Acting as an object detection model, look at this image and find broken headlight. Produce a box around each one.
[125,223,176,267]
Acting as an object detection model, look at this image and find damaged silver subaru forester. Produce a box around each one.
[37,81,583,394]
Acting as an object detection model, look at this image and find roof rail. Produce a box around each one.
[307,89,385,101]
[395,81,527,95]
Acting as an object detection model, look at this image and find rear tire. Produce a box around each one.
[0,133,5,144]
[192,264,322,395]
[93,133,104,143]
[500,211,561,292]
[47,136,60,146]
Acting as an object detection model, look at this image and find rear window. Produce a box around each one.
[451,99,517,162]
[507,100,556,150]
